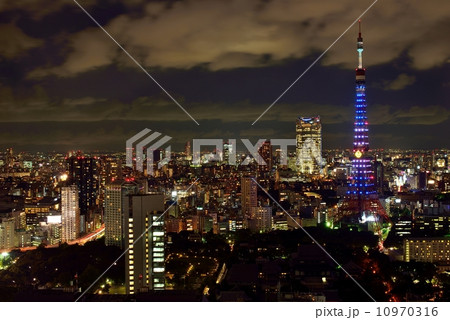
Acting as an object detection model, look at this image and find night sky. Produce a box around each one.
[0,0,449,152]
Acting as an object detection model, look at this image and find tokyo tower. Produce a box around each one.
[338,21,389,243]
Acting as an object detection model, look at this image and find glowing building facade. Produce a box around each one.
[125,194,165,294]
[61,185,80,242]
[296,116,322,176]
[404,238,450,263]
[241,177,257,216]
[104,181,139,249]
[347,22,376,197]
[339,21,388,237]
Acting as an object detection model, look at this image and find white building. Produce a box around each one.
[61,185,80,242]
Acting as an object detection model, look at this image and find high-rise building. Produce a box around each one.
[296,116,322,176]
[104,181,139,249]
[67,155,98,219]
[5,147,14,169]
[223,140,235,165]
[125,194,165,294]
[259,140,273,172]
[185,141,192,160]
[0,216,15,250]
[241,177,257,216]
[61,185,80,242]
[248,206,272,233]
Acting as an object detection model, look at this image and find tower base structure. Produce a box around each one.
[337,195,389,249]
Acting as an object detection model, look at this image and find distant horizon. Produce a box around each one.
[1,146,449,155]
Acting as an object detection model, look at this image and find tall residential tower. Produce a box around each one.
[104,181,140,249]
[61,185,80,242]
[125,193,165,294]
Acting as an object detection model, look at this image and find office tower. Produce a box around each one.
[6,147,14,169]
[125,194,165,294]
[185,141,192,160]
[67,155,98,228]
[104,181,139,249]
[404,238,450,263]
[258,140,273,171]
[374,160,384,195]
[418,170,428,190]
[241,177,257,216]
[61,185,80,242]
[223,140,236,165]
[249,206,272,233]
[296,116,322,176]
[339,21,388,243]
[101,156,121,185]
[0,216,15,249]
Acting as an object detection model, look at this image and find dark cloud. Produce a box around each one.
[0,0,449,151]
[382,73,416,91]
[12,0,447,76]
[0,24,43,59]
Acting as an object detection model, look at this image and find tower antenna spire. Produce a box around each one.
[357,20,364,69]
[359,19,361,38]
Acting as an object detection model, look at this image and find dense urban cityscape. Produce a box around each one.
[0,141,449,301]
[0,0,449,308]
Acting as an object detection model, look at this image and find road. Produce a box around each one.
[0,224,105,254]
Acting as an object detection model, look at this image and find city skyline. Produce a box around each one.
[0,0,450,305]
[0,0,449,152]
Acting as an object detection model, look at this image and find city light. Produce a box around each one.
[0,6,447,307]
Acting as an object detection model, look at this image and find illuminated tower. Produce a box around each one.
[339,21,388,244]
[348,21,375,197]
[296,116,322,176]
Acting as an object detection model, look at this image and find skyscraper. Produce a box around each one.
[125,194,165,294]
[104,181,139,249]
[258,140,273,172]
[296,116,322,176]
[241,177,257,216]
[0,216,15,249]
[185,141,192,160]
[67,155,98,229]
[61,185,80,242]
